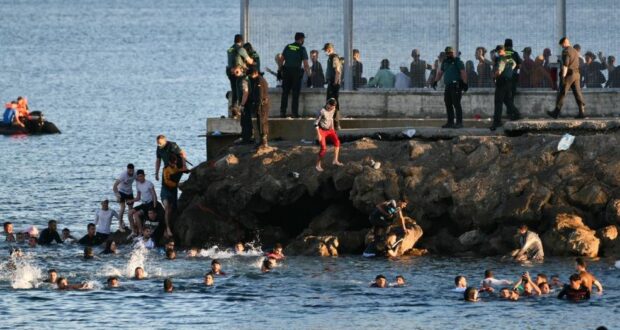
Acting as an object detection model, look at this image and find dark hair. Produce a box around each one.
[353,49,360,55]
[454,276,465,285]
[243,42,254,53]
[569,273,581,282]
[326,98,337,107]
[246,66,258,76]
[48,220,57,225]
[17,96,23,101]
[211,259,220,266]
[538,282,549,290]
[84,246,94,259]
[559,37,568,45]
[274,243,283,250]
[396,275,405,281]
[127,163,134,169]
[135,266,143,271]
[103,240,116,253]
[56,277,66,285]
[537,273,548,281]
[48,269,57,274]
[375,274,386,281]
[504,38,513,48]
[575,257,586,268]
[204,272,213,278]
[3,222,11,229]
[484,270,493,278]
[234,34,243,43]
[294,32,305,41]
[464,287,477,301]
[518,224,528,230]
[136,169,145,176]
[380,59,390,70]
[87,223,96,229]
[62,228,70,232]
[262,258,273,270]
[166,248,176,260]
[164,278,173,291]
[156,134,166,140]
[107,276,118,284]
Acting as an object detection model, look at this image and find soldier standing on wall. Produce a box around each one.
[490,45,520,131]
[226,34,254,117]
[280,32,311,118]
[323,43,343,130]
[547,37,587,119]
[432,46,468,129]
[504,38,522,108]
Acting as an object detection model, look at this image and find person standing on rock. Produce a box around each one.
[155,135,187,180]
[247,66,270,149]
[512,224,544,262]
[547,37,586,119]
[432,46,467,129]
[314,98,343,172]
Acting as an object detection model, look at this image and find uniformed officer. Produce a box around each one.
[233,65,253,144]
[323,43,342,130]
[226,35,254,110]
[280,32,311,118]
[547,37,586,119]
[432,47,468,129]
[504,38,522,102]
[491,45,520,131]
[247,67,270,149]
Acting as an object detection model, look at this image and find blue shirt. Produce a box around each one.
[3,108,16,125]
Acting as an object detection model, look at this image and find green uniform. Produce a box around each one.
[227,44,251,70]
[249,50,260,73]
[441,57,465,84]
[492,55,519,126]
[280,42,308,117]
[282,42,309,68]
[236,75,253,142]
[440,57,465,127]
[326,53,341,82]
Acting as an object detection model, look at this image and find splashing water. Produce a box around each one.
[10,254,42,289]
[125,240,149,278]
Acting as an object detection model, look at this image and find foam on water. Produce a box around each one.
[124,240,149,278]
[615,260,620,269]
[10,254,42,289]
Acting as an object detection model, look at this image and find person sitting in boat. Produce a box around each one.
[3,101,24,128]
[16,96,29,120]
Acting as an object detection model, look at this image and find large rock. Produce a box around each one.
[365,217,424,257]
[542,213,600,257]
[286,235,339,256]
[605,198,620,225]
[174,202,244,247]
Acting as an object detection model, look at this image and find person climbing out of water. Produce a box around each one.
[265,243,285,260]
[452,276,467,292]
[38,220,63,245]
[464,287,479,302]
[83,246,95,260]
[94,199,122,242]
[314,98,343,172]
[113,163,136,226]
[575,257,603,294]
[204,273,215,286]
[2,101,24,127]
[247,66,271,149]
[512,224,544,262]
[3,222,15,242]
[134,267,145,280]
[155,135,187,180]
[163,278,174,293]
[107,276,120,288]
[557,273,590,301]
[210,259,226,276]
[128,169,158,237]
[46,269,58,284]
[161,154,189,240]
[368,199,409,240]
[261,256,277,273]
[78,223,104,246]
[370,275,388,288]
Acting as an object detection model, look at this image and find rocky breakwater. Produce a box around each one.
[174,132,620,258]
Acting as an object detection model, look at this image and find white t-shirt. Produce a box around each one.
[136,180,155,204]
[117,171,136,195]
[95,209,119,234]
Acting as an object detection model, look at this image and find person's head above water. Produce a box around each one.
[3,222,13,233]
[569,273,582,289]
[134,267,145,280]
[84,246,94,259]
[464,287,478,302]
[163,278,173,293]
[395,275,406,286]
[374,275,387,288]
[211,259,222,273]
[107,276,119,288]
[484,270,493,279]
[235,242,245,253]
[204,273,214,286]
[48,269,58,283]
[87,223,96,236]
[165,248,176,260]
[56,277,68,290]
[575,257,587,271]
[455,276,467,288]
[48,220,57,232]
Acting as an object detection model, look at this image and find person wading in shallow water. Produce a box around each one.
[512,224,544,262]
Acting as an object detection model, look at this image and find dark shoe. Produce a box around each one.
[279,113,287,118]
[453,123,463,129]
[490,122,502,131]
[546,110,559,119]
[441,122,455,129]
[574,113,586,119]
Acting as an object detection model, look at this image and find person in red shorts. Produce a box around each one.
[314,98,344,172]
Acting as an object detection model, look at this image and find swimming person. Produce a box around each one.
[163,278,174,293]
[394,275,406,287]
[370,275,388,288]
[557,274,590,301]
[464,287,479,302]
[102,241,118,255]
[453,276,467,292]
[575,257,603,294]
[512,224,544,262]
[165,248,177,260]
[134,267,145,280]
[107,276,120,288]
[235,242,245,254]
[261,257,276,273]
[265,243,285,260]
[56,277,88,291]
[3,222,15,242]
[314,98,343,172]
[61,228,76,243]
[94,199,121,241]
[513,272,541,296]
[83,246,95,260]
[481,269,512,287]
[38,220,63,245]
[499,288,519,301]
[46,269,58,284]
[210,259,226,275]
[204,273,215,286]
[78,223,104,246]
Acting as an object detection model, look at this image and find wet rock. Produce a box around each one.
[605,198,620,225]
[542,213,600,257]
[214,154,239,170]
[174,202,244,247]
[458,229,485,247]
[286,235,339,256]
[307,204,355,234]
[568,181,609,211]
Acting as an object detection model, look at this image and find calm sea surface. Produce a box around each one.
[0,1,619,329]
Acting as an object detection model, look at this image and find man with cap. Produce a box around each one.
[226,34,254,111]
[280,32,311,118]
[247,66,271,149]
[490,45,520,131]
[432,46,467,128]
[323,43,342,129]
[547,37,586,119]
[410,49,432,88]
[504,39,522,99]
[519,47,534,88]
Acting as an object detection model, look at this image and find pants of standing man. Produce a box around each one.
[494,79,519,125]
[240,105,253,143]
[227,70,238,105]
[280,67,302,117]
[554,72,586,113]
[253,101,270,145]
[444,82,463,125]
[326,80,341,129]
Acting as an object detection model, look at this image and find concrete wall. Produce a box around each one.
[266,88,620,118]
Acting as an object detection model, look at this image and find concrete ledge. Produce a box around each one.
[504,118,620,135]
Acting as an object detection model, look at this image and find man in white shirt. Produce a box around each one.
[112,163,136,225]
[94,199,122,241]
[128,169,158,237]
[394,65,412,90]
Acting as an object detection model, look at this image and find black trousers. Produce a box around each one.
[494,79,519,125]
[326,80,341,128]
[227,71,238,105]
[444,83,463,124]
[280,67,303,117]
[241,104,253,142]
[555,72,586,112]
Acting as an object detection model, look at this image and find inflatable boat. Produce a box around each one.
[0,111,60,135]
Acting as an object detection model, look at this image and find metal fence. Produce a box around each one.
[242,0,620,89]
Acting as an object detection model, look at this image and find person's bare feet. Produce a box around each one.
[315,164,324,172]
[333,161,344,166]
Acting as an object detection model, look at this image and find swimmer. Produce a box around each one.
[265,243,285,260]
[235,242,245,254]
[452,275,467,292]
[107,276,120,288]
[134,267,145,280]
[83,246,95,260]
[204,273,214,286]
[539,282,551,294]
[102,241,118,254]
[557,273,590,301]
[9,247,23,257]
[47,269,58,284]
[164,240,175,252]
[210,259,226,275]
[15,232,25,243]
[575,257,603,294]
[28,236,38,248]
[370,275,388,288]
[3,222,15,242]
[165,248,177,260]
[513,272,541,296]
[499,288,519,301]
[394,275,406,287]
[481,269,512,287]
[534,273,548,285]
[56,277,88,291]
[479,280,495,294]
[550,275,563,288]
[186,248,199,257]
[142,227,155,249]
[163,278,173,293]
[61,228,76,243]
[464,287,479,302]
[261,257,277,273]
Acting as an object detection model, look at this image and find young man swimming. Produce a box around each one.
[163,278,174,293]
[452,275,467,292]
[371,275,388,288]
[46,269,58,284]
[499,288,519,301]
[107,276,120,288]
[575,257,603,294]
[557,273,590,301]
[210,259,226,275]
[261,256,277,273]
[134,267,145,280]
[3,222,15,242]
[204,273,215,286]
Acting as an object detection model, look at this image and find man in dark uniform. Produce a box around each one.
[547,37,587,119]
[432,46,468,129]
[226,35,254,110]
[233,65,253,144]
[504,39,522,100]
[280,32,311,118]
[491,45,520,131]
[247,67,270,149]
[323,43,342,129]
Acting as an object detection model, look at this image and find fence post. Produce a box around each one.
[343,0,353,91]
[556,0,566,55]
[240,0,250,40]
[449,0,459,52]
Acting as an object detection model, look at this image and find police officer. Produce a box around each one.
[280,32,311,118]
[233,65,253,144]
[432,47,468,129]
[547,37,586,119]
[226,35,254,110]
[504,38,522,103]
[247,66,270,149]
[323,43,342,130]
[491,45,520,131]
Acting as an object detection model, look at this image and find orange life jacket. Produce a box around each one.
[16,99,29,116]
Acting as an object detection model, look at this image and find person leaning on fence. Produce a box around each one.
[432,46,467,129]
[280,32,311,118]
[490,45,520,131]
[314,98,343,172]
[323,43,343,130]
[547,37,586,119]
[226,34,254,110]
